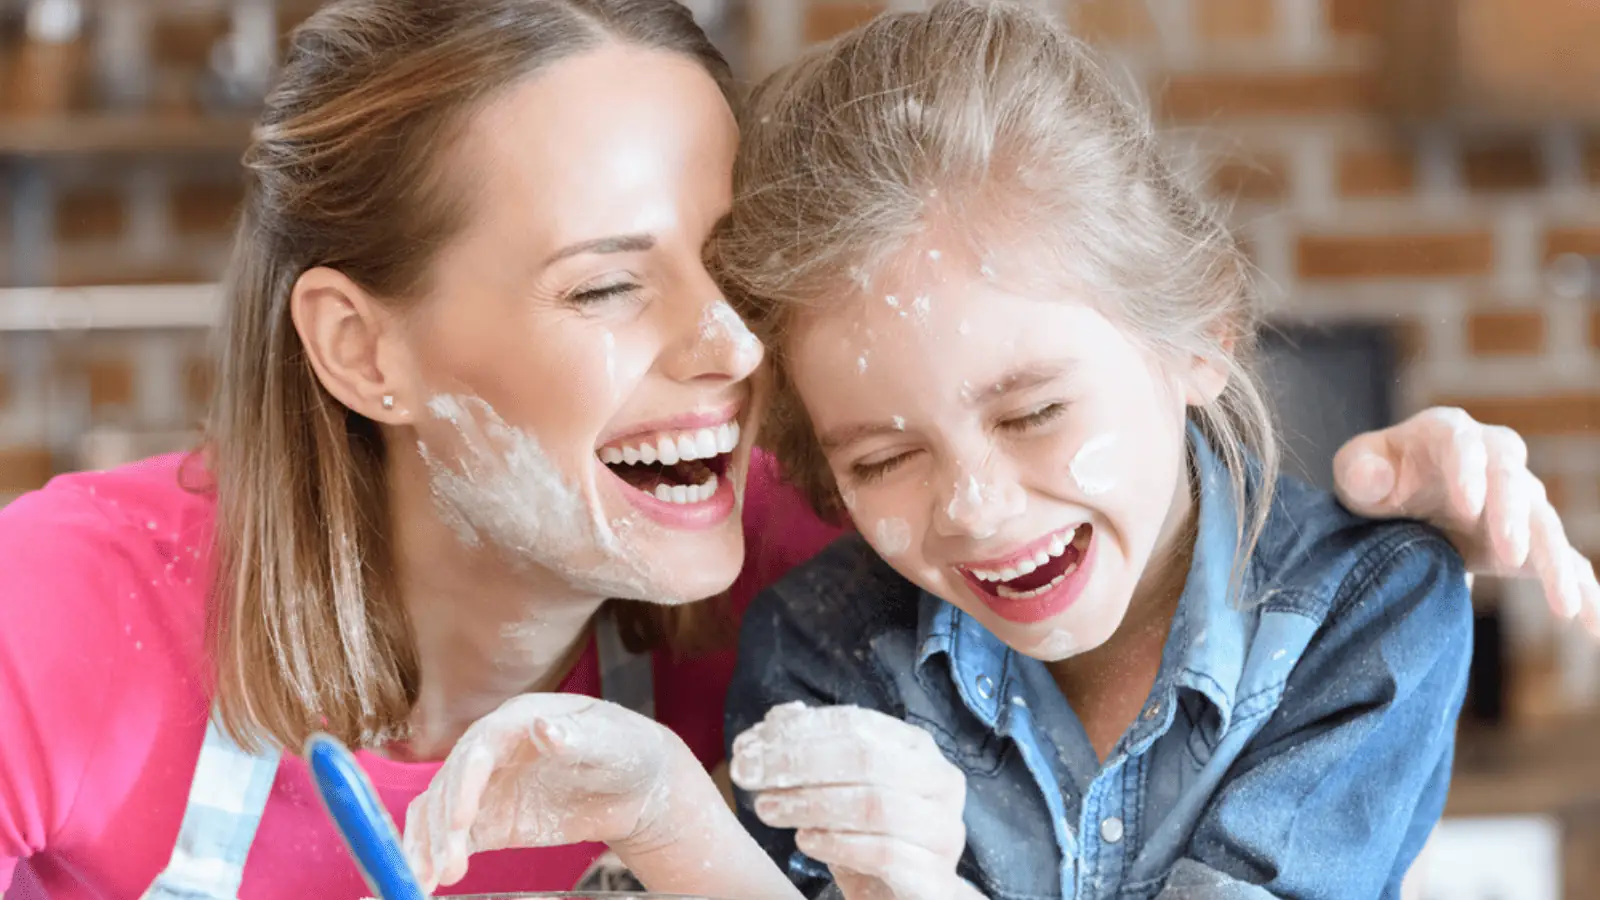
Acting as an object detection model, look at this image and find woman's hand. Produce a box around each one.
[1334,407,1599,636]
[402,693,687,891]
[731,703,984,900]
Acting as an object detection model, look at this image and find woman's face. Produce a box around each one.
[396,44,759,604]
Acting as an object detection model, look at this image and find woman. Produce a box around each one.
[0,0,1590,897]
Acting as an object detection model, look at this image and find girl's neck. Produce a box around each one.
[1047,454,1198,760]
[385,444,608,762]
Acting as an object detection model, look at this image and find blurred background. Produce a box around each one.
[0,0,1596,897]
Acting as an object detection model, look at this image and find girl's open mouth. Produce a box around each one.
[597,422,741,528]
[959,524,1095,623]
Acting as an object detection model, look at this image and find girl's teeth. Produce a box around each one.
[641,442,658,464]
[658,437,680,465]
[966,525,1085,584]
[995,566,1076,600]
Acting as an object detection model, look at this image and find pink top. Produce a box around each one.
[0,450,844,899]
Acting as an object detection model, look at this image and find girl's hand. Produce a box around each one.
[402,693,685,891]
[1334,407,1599,637]
[731,703,984,900]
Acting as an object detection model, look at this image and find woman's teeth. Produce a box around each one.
[653,473,719,505]
[969,525,1080,583]
[599,422,740,466]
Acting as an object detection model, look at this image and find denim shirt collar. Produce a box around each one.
[916,423,1252,737]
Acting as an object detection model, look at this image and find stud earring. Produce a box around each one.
[381,394,395,411]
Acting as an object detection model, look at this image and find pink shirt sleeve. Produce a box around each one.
[0,486,128,888]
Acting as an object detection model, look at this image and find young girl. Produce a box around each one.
[710,2,1474,897]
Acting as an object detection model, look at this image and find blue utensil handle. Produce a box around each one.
[305,732,428,900]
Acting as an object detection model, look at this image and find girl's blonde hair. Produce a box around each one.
[207,0,734,752]
[715,0,1279,596]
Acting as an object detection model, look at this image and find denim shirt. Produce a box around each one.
[726,429,1473,900]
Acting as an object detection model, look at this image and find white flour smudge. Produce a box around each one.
[944,474,1020,540]
[872,518,912,556]
[698,301,763,364]
[1069,433,1119,497]
[421,394,665,600]
[602,331,616,395]
[1032,629,1079,659]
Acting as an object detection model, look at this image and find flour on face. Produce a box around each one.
[421,394,667,600]
[943,473,1022,540]
[1031,629,1079,660]
[601,331,617,397]
[697,300,764,367]
[1069,433,1119,497]
[872,517,912,556]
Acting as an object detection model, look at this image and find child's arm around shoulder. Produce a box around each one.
[1161,525,1473,900]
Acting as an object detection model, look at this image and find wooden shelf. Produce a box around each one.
[0,112,252,157]
[0,282,219,332]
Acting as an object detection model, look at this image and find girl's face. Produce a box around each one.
[394,44,761,604]
[786,247,1223,659]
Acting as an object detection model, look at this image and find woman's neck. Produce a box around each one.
[386,444,607,761]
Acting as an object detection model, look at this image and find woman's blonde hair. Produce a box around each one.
[715,0,1278,596]
[207,0,734,752]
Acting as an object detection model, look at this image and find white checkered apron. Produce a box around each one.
[140,611,655,899]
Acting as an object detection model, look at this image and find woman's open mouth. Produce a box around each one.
[957,523,1095,623]
[597,421,741,528]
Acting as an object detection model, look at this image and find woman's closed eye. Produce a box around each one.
[568,278,643,307]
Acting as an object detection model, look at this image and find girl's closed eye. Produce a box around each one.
[999,402,1067,433]
[850,449,920,484]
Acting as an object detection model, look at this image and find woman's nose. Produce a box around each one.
[660,293,766,385]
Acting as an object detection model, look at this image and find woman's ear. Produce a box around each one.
[289,266,416,422]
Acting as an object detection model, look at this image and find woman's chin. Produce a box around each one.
[593,514,746,605]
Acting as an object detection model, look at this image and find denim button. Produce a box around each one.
[1100,817,1124,843]
[975,674,995,699]
[1143,703,1160,720]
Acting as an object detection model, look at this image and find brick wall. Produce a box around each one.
[2,0,1599,563]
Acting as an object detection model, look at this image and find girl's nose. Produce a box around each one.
[935,469,1027,540]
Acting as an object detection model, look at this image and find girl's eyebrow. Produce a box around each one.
[817,361,1075,451]
[965,361,1075,408]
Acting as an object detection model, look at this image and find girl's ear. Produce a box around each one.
[1182,352,1230,407]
